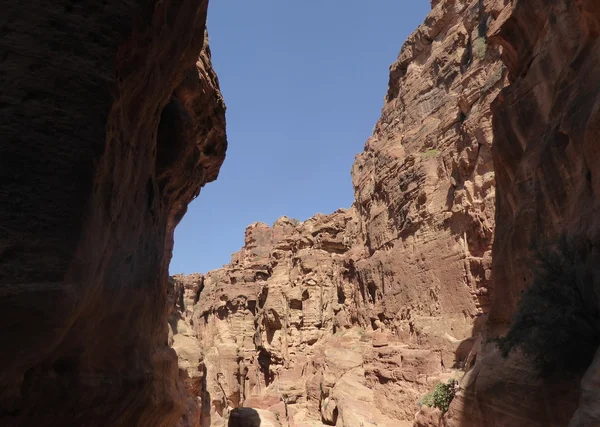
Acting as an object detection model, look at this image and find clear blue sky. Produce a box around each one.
[170,1,430,274]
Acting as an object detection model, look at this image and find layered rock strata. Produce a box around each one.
[0,1,226,426]
[172,2,510,425]
[172,0,600,426]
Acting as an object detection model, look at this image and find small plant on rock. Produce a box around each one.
[421,148,440,158]
[474,37,487,60]
[495,236,600,378]
[419,379,458,414]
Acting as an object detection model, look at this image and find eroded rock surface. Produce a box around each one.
[446,1,600,426]
[173,0,600,426]
[0,1,226,426]
[172,0,512,426]
[349,0,507,381]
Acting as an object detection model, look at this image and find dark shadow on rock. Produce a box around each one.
[453,313,486,369]
[199,363,211,427]
[228,407,261,427]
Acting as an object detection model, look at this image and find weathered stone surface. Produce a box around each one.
[173,0,600,426]
[174,0,511,425]
[570,348,600,427]
[168,274,208,427]
[185,212,364,426]
[446,0,600,425]
[12,0,600,425]
[414,406,443,427]
[351,0,506,351]
[446,343,581,427]
[0,1,226,425]
[342,4,508,421]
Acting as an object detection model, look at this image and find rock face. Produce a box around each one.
[350,0,508,375]
[176,212,433,426]
[171,0,600,426]
[171,1,510,425]
[446,1,600,426]
[0,1,226,426]
[8,0,599,425]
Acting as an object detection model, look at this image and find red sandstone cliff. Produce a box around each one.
[174,1,600,426]
[172,1,511,425]
[0,1,226,426]
[5,0,598,425]
[446,1,600,426]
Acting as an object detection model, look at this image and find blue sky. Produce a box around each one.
[170,1,430,274]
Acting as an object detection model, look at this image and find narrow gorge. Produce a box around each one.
[169,0,600,426]
[170,0,504,424]
[2,0,599,427]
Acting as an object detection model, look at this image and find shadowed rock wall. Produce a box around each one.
[0,1,226,426]
[447,1,600,426]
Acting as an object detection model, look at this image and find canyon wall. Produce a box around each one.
[174,1,600,426]
[172,1,511,426]
[447,1,600,426]
[0,1,226,426]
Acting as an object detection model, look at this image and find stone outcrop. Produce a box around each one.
[446,1,600,426]
[171,0,510,425]
[0,1,226,426]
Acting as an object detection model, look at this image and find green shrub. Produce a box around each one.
[419,379,458,413]
[421,149,440,158]
[496,236,600,378]
[474,38,487,60]
[289,218,300,226]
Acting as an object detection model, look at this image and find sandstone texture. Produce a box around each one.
[0,1,226,426]
[171,0,513,426]
[172,213,412,426]
[173,0,600,426]
[349,0,507,375]
[9,0,596,425]
[446,0,600,426]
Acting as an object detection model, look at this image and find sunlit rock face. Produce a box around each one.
[173,0,600,426]
[0,1,226,425]
[174,2,509,423]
